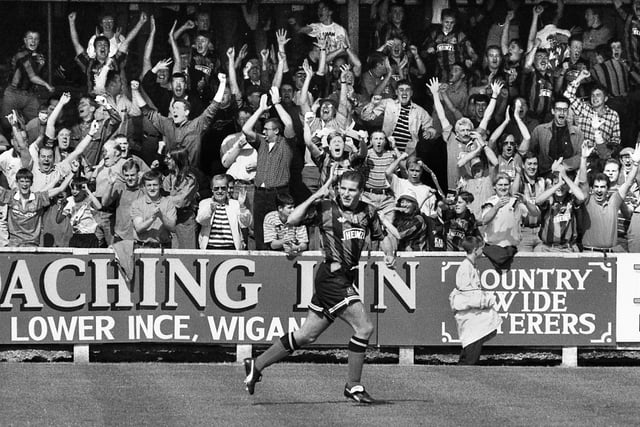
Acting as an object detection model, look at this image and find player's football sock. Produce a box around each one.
[255,332,298,371]
[347,335,369,386]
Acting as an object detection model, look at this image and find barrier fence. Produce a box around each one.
[1,249,638,364]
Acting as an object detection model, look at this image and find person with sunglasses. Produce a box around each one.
[196,174,251,250]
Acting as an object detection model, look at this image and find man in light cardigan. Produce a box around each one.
[196,174,252,250]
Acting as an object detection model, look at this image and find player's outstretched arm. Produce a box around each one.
[287,165,336,226]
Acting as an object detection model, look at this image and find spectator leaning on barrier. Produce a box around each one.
[196,174,251,250]
[57,176,102,248]
[102,158,145,243]
[0,168,72,247]
[511,152,546,252]
[481,172,538,271]
[263,193,308,255]
[131,170,177,249]
[391,190,428,252]
[578,142,640,253]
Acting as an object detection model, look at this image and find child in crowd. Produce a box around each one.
[385,152,443,217]
[57,176,102,248]
[444,191,478,251]
[392,190,428,251]
[263,193,309,255]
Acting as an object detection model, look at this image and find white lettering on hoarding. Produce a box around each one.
[206,316,305,341]
[91,259,133,308]
[11,316,115,342]
[373,261,418,311]
[0,260,43,309]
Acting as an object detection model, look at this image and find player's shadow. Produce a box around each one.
[254,400,398,406]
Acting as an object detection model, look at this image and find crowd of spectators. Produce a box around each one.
[1,0,640,261]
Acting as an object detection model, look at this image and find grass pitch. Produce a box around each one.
[1,363,639,426]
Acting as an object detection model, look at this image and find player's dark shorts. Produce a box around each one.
[309,262,361,322]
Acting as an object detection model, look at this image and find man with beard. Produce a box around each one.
[2,30,54,121]
[243,169,396,403]
[145,73,227,169]
[68,11,147,94]
[578,143,640,253]
[529,97,583,177]
[535,160,585,252]
[361,80,436,155]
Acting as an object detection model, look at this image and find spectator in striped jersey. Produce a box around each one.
[263,193,308,255]
[361,130,401,221]
[534,161,585,253]
[196,174,252,250]
[360,80,436,156]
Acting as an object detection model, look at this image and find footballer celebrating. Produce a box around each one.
[243,168,398,404]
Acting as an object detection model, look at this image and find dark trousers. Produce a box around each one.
[459,330,497,365]
[69,233,99,248]
[253,186,289,250]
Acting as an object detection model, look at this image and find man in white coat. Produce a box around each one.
[196,174,252,250]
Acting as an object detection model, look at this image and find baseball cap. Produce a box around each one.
[397,190,418,206]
